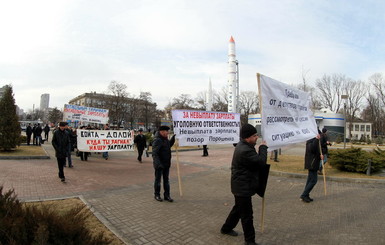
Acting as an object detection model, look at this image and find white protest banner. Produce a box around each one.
[77,129,134,152]
[257,74,318,150]
[172,110,240,146]
[63,104,109,124]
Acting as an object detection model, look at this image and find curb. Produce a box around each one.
[0,155,50,160]
[270,170,385,185]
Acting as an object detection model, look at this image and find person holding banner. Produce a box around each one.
[134,128,147,163]
[300,134,324,203]
[221,124,268,245]
[52,122,71,182]
[152,125,176,202]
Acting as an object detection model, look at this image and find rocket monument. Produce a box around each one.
[227,36,239,113]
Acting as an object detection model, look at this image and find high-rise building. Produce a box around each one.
[0,85,7,99]
[40,93,50,110]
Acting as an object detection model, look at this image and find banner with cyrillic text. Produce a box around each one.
[77,129,134,152]
[258,74,318,151]
[172,110,240,146]
[63,104,109,124]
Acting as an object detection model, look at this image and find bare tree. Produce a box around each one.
[238,91,259,124]
[344,79,367,138]
[297,69,320,110]
[194,91,207,110]
[362,94,385,137]
[139,92,156,129]
[315,74,346,112]
[211,87,228,112]
[105,81,129,127]
[48,107,63,125]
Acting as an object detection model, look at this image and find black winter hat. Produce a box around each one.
[322,128,327,133]
[159,125,170,131]
[240,124,257,139]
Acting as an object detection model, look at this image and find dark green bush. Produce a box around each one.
[335,135,342,144]
[0,187,112,245]
[329,147,385,173]
[20,135,27,144]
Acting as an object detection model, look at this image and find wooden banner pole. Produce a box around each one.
[261,197,266,233]
[318,140,327,196]
[257,73,267,233]
[175,142,183,197]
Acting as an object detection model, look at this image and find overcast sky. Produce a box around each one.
[1,0,385,112]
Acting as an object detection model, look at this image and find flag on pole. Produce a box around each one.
[256,163,271,198]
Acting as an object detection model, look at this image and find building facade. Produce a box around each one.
[68,92,158,130]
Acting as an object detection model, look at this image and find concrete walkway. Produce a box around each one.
[1,143,384,245]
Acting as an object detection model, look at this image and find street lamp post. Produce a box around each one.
[341,95,348,149]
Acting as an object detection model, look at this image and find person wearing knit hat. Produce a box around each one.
[221,123,268,245]
[52,121,71,182]
[152,125,176,202]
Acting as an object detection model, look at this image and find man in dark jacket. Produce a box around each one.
[52,122,71,182]
[134,128,147,163]
[43,124,50,141]
[152,125,175,202]
[26,123,33,145]
[221,124,268,245]
[300,134,323,203]
[35,123,43,146]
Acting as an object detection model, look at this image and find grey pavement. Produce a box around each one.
[1,142,385,245]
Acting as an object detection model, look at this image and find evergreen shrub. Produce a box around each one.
[0,187,112,245]
[329,147,385,173]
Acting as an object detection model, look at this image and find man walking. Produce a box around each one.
[52,122,71,182]
[152,125,175,202]
[134,128,147,163]
[300,133,323,203]
[221,124,268,245]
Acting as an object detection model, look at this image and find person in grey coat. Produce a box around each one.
[52,122,71,182]
[221,124,268,245]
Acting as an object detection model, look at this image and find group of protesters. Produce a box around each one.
[25,123,50,146]
[49,120,331,245]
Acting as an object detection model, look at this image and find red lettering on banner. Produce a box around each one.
[87,139,101,145]
[89,145,107,151]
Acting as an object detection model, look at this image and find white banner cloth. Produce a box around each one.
[258,74,318,150]
[63,104,109,124]
[77,129,134,152]
[172,110,240,146]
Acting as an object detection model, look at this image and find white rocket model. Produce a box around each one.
[227,36,239,113]
[206,78,213,111]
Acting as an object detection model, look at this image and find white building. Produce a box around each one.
[347,121,372,140]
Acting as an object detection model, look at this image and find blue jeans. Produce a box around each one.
[36,136,42,145]
[301,170,318,198]
[154,167,170,197]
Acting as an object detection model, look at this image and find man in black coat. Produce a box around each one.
[152,125,175,202]
[300,134,323,203]
[35,123,43,146]
[221,124,268,245]
[26,123,33,145]
[134,128,147,163]
[43,124,50,141]
[52,122,71,182]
